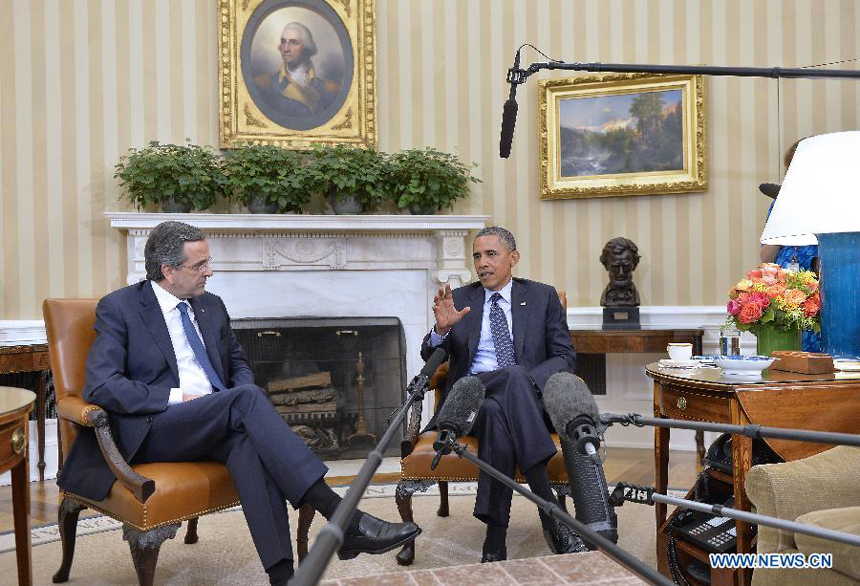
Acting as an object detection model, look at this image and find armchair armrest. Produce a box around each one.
[745,446,860,552]
[400,363,450,457]
[56,396,156,504]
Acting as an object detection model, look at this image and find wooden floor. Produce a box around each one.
[0,447,699,533]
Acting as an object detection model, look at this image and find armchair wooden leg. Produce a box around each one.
[184,517,199,544]
[394,481,417,566]
[123,523,179,586]
[437,481,449,517]
[52,497,86,583]
[296,503,316,563]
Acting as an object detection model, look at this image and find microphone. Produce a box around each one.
[543,372,618,546]
[544,372,601,462]
[409,348,447,395]
[499,49,522,158]
[431,376,485,469]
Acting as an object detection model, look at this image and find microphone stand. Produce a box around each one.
[599,413,860,448]
[610,482,860,548]
[447,440,673,586]
[290,350,445,586]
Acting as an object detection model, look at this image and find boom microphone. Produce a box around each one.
[544,372,618,546]
[410,347,446,394]
[431,376,485,469]
[499,48,521,158]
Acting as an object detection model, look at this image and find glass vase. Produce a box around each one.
[755,325,801,357]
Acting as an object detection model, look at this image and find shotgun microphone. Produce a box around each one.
[544,372,618,546]
[499,48,522,158]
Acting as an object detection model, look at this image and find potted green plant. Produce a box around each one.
[387,148,480,214]
[224,144,311,213]
[305,144,388,214]
[114,141,228,212]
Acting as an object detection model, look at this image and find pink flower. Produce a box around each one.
[738,303,764,324]
[748,291,771,309]
[727,299,742,316]
[802,296,820,317]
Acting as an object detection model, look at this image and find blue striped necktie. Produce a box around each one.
[176,302,226,392]
[489,292,516,368]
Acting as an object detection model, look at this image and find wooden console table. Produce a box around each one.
[1,387,37,585]
[571,328,705,462]
[0,345,50,481]
[647,363,860,586]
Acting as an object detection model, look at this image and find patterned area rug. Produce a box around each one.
[0,483,666,585]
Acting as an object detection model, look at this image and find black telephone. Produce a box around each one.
[669,497,740,554]
[702,433,781,475]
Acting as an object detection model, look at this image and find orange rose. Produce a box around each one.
[783,289,807,306]
[748,269,763,280]
[765,283,786,299]
[738,302,764,324]
[802,296,820,317]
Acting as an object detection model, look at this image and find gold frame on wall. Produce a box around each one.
[219,0,376,149]
[539,73,707,199]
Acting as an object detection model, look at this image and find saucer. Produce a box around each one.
[658,359,701,368]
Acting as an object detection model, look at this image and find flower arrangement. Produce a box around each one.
[726,263,820,334]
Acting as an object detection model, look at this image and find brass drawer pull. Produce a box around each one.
[677,397,687,411]
[256,331,281,337]
[11,428,25,455]
[336,330,358,337]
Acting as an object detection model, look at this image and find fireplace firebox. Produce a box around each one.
[233,317,406,460]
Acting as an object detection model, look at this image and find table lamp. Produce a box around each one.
[760,131,860,358]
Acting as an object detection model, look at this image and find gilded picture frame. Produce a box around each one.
[219,0,376,149]
[539,73,707,199]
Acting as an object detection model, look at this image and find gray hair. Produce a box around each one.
[282,22,317,57]
[475,226,517,252]
[144,221,206,282]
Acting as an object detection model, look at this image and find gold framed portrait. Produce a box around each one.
[219,0,376,149]
[539,73,707,199]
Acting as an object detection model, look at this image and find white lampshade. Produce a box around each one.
[760,131,860,246]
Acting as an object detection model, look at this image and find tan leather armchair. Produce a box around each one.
[43,298,241,586]
[394,291,573,566]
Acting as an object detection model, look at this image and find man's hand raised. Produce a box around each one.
[432,283,470,337]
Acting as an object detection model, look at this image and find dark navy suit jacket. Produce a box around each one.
[420,278,576,427]
[57,280,254,500]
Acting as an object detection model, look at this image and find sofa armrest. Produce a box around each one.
[745,446,860,552]
[56,396,155,504]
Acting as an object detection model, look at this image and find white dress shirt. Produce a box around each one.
[429,278,515,374]
[151,281,214,405]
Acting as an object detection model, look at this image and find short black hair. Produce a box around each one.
[144,221,206,282]
[474,226,516,251]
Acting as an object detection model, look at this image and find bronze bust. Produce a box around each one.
[599,237,641,307]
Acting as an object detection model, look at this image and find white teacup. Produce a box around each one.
[667,343,693,362]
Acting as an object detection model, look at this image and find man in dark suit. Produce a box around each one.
[58,221,419,585]
[421,226,587,562]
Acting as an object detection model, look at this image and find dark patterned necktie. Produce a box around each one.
[489,292,516,368]
[177,302,227,392]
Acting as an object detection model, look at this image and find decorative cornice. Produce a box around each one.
[106,212,490,234]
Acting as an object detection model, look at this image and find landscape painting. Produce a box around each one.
[559,89,683,177]
[539,73,707,200]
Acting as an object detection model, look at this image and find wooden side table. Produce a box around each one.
[0,345,50,481]
[646,363,860,586]
[1,386,37,586]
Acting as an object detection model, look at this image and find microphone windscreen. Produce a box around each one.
[499,98,518,158]
[437,375,485,436]
[543,372,599,438]
[420,347,447,378]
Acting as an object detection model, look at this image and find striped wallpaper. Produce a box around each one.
[1,0,857,319]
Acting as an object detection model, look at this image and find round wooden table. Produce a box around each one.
[0,386,36,585]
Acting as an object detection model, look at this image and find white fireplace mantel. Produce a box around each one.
[107,212,489,425]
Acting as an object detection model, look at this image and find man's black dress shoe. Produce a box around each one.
[543,520,589,554]
[337,513,421,560]
[481,546,507,563]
